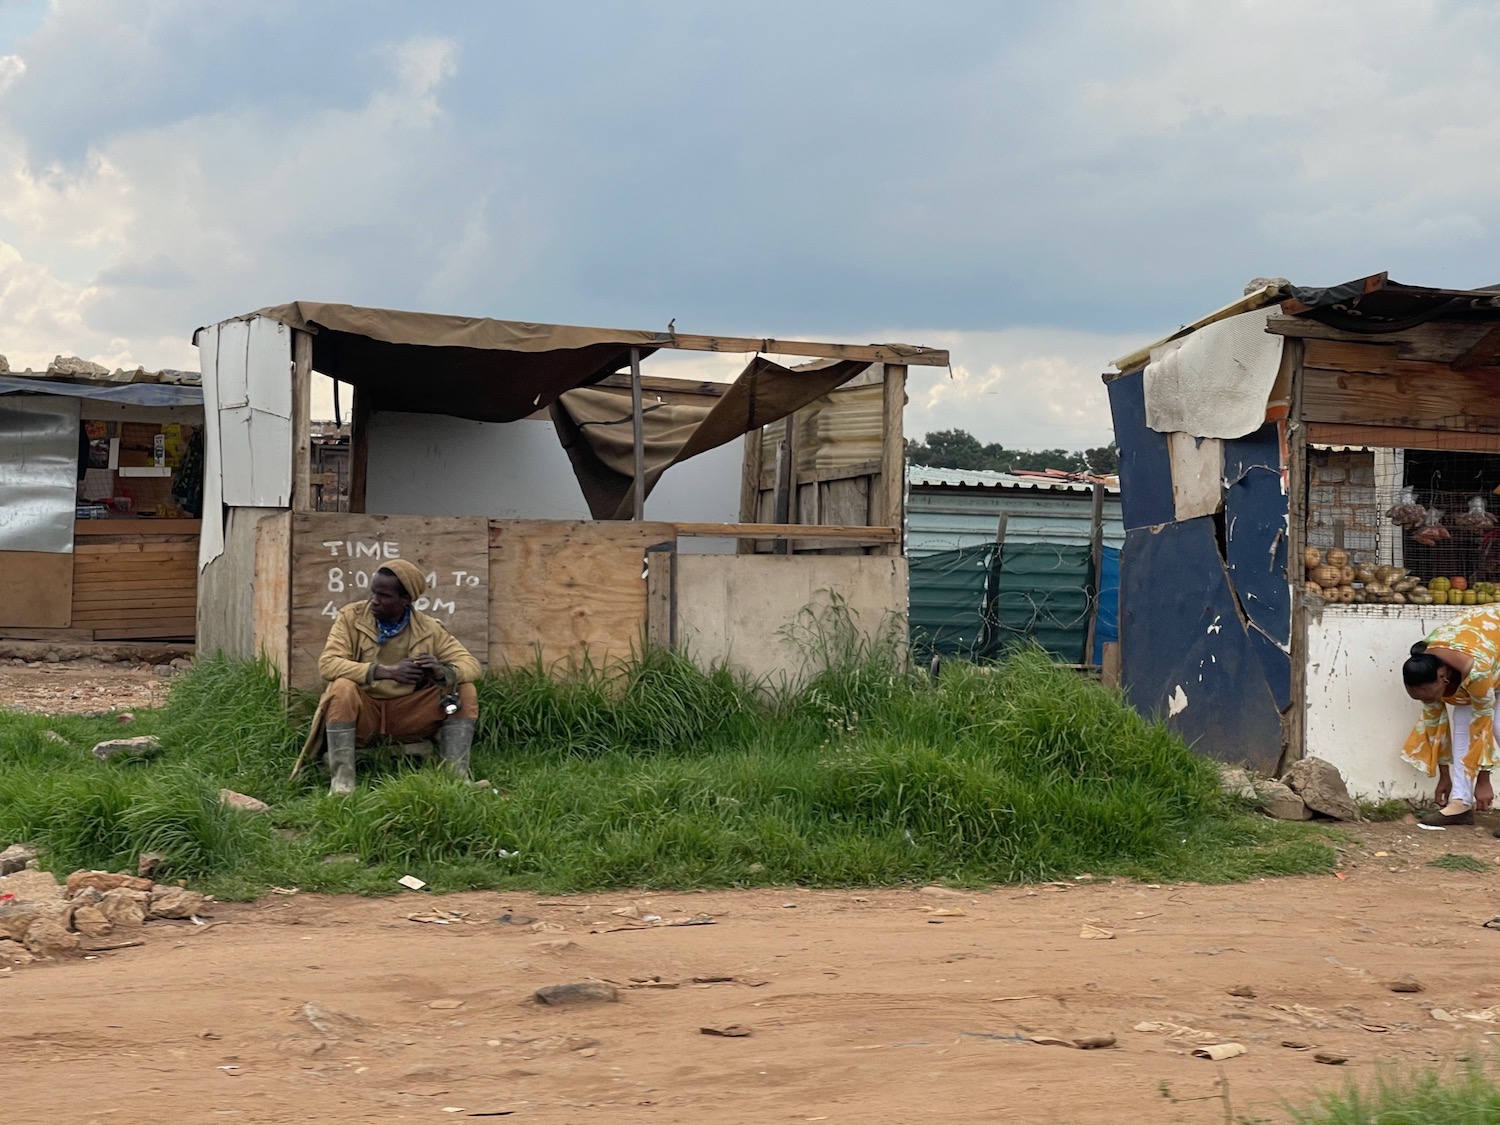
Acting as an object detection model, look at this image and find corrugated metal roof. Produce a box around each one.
[908,478,1125,558]
[908,465,1119,494]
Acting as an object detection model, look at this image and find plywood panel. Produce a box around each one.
[65,532,197,640]
[0,550,73,628]
[1168,432,1223,521]
[487,520,675,671]
[253,511,291,681]
[285,513,488,695]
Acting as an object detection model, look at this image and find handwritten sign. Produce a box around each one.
[288,514,489,694]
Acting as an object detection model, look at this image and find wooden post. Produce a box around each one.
[1083,481,1106,667]
[738,429,764,554]
[291,330,314,511]
[630,347,646,521]
[880,363,908,556]
[1284,337,1308,773]
[348,383,370,515]
[771,415,796,556]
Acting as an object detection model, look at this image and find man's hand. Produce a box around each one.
[1477,771,1494,812]
[1435,769,1452,808]
[374,660,428,685]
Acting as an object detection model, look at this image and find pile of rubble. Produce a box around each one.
[0,354,199,385]
[1221,756,1361,821]
[0,845,210,967]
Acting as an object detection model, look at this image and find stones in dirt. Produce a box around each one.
[148,886,207,919]
[534,982,620,1006]
[1281,757,1360,822]
[0,843,40,875]
[67,871,152,896]
[1253,779,1312,821]
[23,917,80,957]
[1218,766,1258,801]
[0,938,36,966]
[1388,976,1424,993]
[71,905,113,939]
[90,735,161,762]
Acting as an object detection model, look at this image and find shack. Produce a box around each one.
[1106,274,1500,795]
[0,361,203,645]
[191,304,948,692]
[906,466,1122,665]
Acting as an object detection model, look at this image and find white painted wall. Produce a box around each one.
[1304,603,1464,801]
[366,411,743,542]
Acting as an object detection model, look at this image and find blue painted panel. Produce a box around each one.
[1225,465,1291,647]
[1120,518,1284,773]
[1107,371,1174,531]
[1222,421,1282,483]
[1092,545,1120,666]
[1246,624,1292,712]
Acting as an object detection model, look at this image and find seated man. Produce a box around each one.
[316,558,481,795]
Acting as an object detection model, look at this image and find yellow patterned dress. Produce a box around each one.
[1402,604,1500,780]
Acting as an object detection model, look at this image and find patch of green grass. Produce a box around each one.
[1429,852,1490,873]
[1359,797,1410,822]
[0,643,1335,899]
[1286,1057,1500,1123]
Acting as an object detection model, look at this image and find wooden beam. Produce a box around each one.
[1301,364,1500,433]
[738,429,763,555]
[291,330,314,512]
[771,414,796,555]
[1285,338,1307,773]
[664,333,948,367]
[1083,482,1105,667]
[630,347,646,521]
[348,382,370,514]
[880,364,907,557]
[1304,422,1500,453]
[671,522,898,544]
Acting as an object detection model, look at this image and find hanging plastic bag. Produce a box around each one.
[1386,486,1427,529]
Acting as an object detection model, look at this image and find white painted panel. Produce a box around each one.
[646,439,742,554]
[219,404,292,507]
[215,318,250,409]
[367,412,592,519]
[675,554,907,685]
[246,316,293,420]
[1304,603,1465,801]
[196,324,225,571]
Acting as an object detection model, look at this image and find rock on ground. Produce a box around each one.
[0,938,35,965]
[1218,766,1258,800]
[90,736,162,762]
[24,917,81,957]
[71,904,113,939]
[1254,779,1312,821]
[66,871,152,896]
[148,886,208,920]
[96,888,150,928]
[0,843,40,875]
[534,982,619,1006]
[1282,756,1360,821]
[218,789,270,813]
[0,869,66,902]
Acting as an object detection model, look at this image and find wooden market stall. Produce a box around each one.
[192,304,947,693]
[0,367,203,644]
[1105,274,1500,796]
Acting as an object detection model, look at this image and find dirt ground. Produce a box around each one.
[0,657,176,715]
[7,820,1500,1125]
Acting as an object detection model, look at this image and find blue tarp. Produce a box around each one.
[1091,545,1120,665]
[0,375,202,407]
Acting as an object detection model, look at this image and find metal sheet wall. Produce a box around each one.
[0,395,81,553]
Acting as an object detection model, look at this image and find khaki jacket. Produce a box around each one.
[318,601,482,699]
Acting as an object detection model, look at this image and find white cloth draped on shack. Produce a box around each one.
[1143,307,1284,440]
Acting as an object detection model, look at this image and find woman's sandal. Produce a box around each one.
[1421,807,1476,827]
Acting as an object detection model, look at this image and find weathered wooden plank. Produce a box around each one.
[1452,324,1500,371]
[879,364,907,557]
[291,330,313,512]
[348,383,369,514]
[1301,364,1500,431]
[288,514,490,695]
[73,520,203,537]
[671,522,896,543]
[91,623,196,640]
[645,544,676,651]
[1270,314,1500,365]
[1304,422,1500,453]
[488,520,674,672]
[253,511,291,680]
[0,551,73,629]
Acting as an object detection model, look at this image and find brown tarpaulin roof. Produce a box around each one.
[552,357,870,519]
[223,301,673,423]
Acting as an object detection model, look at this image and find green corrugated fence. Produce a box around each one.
[909,541,1097,664]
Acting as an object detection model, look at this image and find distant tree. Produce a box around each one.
[907,429,1111,475]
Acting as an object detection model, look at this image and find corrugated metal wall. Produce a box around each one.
[908,486,1124,557]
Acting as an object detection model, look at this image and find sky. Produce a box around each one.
[3,0,1500,449]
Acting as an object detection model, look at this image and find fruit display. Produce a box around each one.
[1302,549,1424,606]
[1386,487,1427,529]
[1455,496,1498,531]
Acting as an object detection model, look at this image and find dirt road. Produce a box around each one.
[6,821,1500,1125]
[0,658,173,715]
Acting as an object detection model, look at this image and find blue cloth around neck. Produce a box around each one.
[376,607,412,645]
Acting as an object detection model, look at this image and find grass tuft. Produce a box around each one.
[0,645,1334,899]
[1287,1056,1500,1123]
[1429,852,1490,873]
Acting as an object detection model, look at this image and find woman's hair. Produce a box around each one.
[1403,641,1447,687]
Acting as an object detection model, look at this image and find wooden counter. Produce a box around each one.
[69,519,201,641]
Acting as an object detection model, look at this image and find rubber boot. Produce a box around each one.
[438,717,475,780]
[326,722,358,796]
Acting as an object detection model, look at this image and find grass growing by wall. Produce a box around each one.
[0,644,1335,898]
